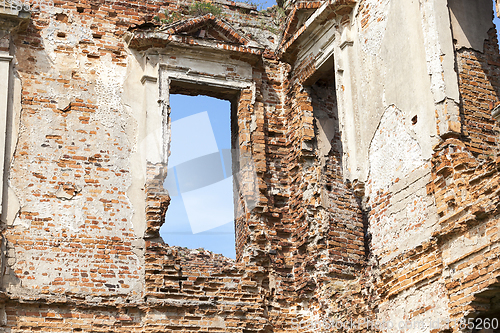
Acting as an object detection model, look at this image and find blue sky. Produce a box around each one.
[255,0,276,10]
[160,0,278,260]
[161,95,237,258]
[495,2,500,41]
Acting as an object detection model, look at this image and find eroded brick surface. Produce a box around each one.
[0,0,500,332]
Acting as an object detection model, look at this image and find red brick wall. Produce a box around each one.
[456,28,500,157]
[2,0,283,331]
[3,0,500,331]
[431,141,500,323]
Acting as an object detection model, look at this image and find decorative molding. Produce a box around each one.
[141,75,157,84]
[160,64,252,91]
[0,8,30,33]
[339,40,353,50]
[0,54,12,62]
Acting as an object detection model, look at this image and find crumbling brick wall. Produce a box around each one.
[455,28,500,157]
[428,24,500,328]
[1,0,500,331]
[3,0,165,303]
[0,0,283,331]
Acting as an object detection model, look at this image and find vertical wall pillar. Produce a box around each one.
[0,9,30,293]
[0,7,30,216]
[141,59,171,239]
[141,74,163,165]
[0,52,12,215]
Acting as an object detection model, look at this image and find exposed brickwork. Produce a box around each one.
[163,14,250,45]
[0,0,285,331]
[456,29,500,157]
[1,0,500,332]
[5,303,143,331]
[145,163,170,238]
[144,244,270,332]
[430,139,500,324]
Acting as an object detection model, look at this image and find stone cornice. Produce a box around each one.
[0,4,30,33]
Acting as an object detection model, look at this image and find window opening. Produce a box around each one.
[161,94,236,259]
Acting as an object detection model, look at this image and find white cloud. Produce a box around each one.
[169,112,219,167]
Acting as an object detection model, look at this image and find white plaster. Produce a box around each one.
[7,45,141,297]
[161,63,253,91]
[432,0,460,103]
[442,223,493,267]
[448,0,495,52]
[335,24,362,181]
[296,19,336,68]
[123,50,147,238]
[315,117,336,158]
[417,0,462,136]
[160,49,253,82]
[358,0,390,56]
[91,55,128,127]
[378,282,450,333]
[142,75,164,165]
[367,105,440,262]
[419,0,447,104]
[0,52,12,214]
[380,0,437,159]
[368,105,424,192]
[330,0,441,183]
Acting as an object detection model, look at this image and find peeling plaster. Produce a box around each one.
[368,105,424,192]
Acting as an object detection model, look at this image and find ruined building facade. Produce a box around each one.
[0,0,499,331]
